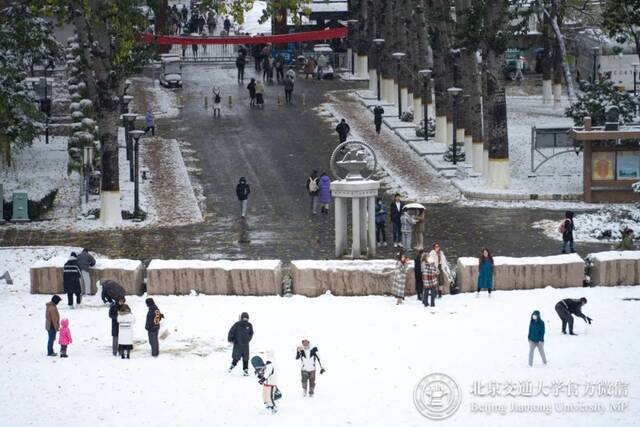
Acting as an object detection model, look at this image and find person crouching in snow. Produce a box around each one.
[117,304,135,359]
[554,297,592,335]
[258,358,279,413]
[296,339,325,397]
[391,251,409,305]
[528,310,547,366]
[58,318,72,358]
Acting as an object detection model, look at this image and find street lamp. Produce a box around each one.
[418,69,432,141]
[129,130,145,219]
[632,63,639,97]
[447,86,463,165]
[121,94,133,115]
[372,38,385,101]
[347,19,358,76]
[392,52,406,118]
[122,113,137,182]
[41,58,55,144]
[592,47,600,83]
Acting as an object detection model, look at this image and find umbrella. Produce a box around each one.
[403,202,426,211]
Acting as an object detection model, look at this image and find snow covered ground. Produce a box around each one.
[1,247,639,426]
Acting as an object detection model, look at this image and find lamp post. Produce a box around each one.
[592,47,600,83]
[632,63,639,97]
[392,52,406,118]
[82,145,94,204]
[372,38,385,101]
[121,94,133,115]
[347,19,358,76]
[447,87,463,165]
[42,58,55,144]
[129,130,145,219]
[418,69,432,141]
[122,113,137,181]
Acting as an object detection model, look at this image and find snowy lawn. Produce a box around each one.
[1,247,639,426]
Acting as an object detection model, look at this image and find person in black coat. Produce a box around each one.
[228,312,254,375]
[63,252,82,307]
[236,177,251,218]
[236,53,246,83]
[109,298,125,356]
[335,119,350,143]
[555,297,592,335]
[101,279,126,304]
[145,298,164,357]
[561,211,575,253]
[414,249,424,300]
[373,105,384,134]
[389,193,403,247]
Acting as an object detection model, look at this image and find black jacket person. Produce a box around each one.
[63,253,82,307]
[145,298,164,357]
[555,297,592,335]
[373,106,384,134]
[335,119,350,143]
[228,312,254,373]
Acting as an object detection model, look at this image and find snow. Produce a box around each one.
[1,247,639,426]
[32,257,141,271]
[588,251,640,262]
[130,77,181,119]
[240,1,271,35]
[291,259,398,273]
[533,206,640,243]
[1,135,68,202]
[148,259,281,270]
[458,254,584,268]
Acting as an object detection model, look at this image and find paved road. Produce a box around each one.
[0,64,609,262]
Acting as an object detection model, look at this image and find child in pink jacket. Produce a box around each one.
[59,318,72,358]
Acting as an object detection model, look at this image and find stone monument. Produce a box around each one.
[330,140,380,258]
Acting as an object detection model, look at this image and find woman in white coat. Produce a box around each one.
[117,304,135,359]
[428,242,449,298]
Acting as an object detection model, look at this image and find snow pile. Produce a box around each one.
[291,259,397,273]
[533,206,640,243]
[458,253,584,267]
[0,135,68,201]
[0,247,639,426]
[588,250,640,262]
[148,259,281,270]
[130,77,181,119]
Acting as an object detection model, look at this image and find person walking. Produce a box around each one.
[228,312,254,375]
[76,248,95,296]
[400,208,417,250]
[255,81,265,109]
[428,242,449,298]
[391,251,409,305]
[304,57,316,80]
[63,252,82,308]
[212,86,222,117]
[58,318,72,358]
[296,339,325,397]
[207,12,216,34]
[335,119,350,144]
[390,194,403,248]
[283,75,294,104]
[45,295,61,356]
[515,55,525,82]
[560,211,575,253]
[414,249,424,301]
[317,54,328,80]
[477,247,494,296]
[236,177,251,218]
[373,105,384,135]
[117,304,135,359]
[375,198,387,247]
[318,172,332,215]
[306,170,320,214]
[144,108,155,136]
[236,53,246,83]
[109,297,124,356]
[528,310,547,366]
[145,298,164,357]
[247,78,256,107]
[274,54,285,83]
[554,297,592,335]
[421,252,438,307]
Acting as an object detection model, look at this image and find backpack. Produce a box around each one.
[558,220,566,234]
[308,177,319,192]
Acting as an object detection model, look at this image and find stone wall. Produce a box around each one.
[30,258,143,295]
[290,260,415,297]
[589,251,640,286]
[456,254,584,293]
[146,260,282,295]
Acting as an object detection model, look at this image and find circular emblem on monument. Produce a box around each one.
[413,373,462,420]
[329,140,378,181]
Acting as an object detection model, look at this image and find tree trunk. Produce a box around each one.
[541,12,553,104]
[429,0,453,144]
[548,1,575,102]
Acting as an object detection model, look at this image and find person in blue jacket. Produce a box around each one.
[375,198,387,246]
[528,310,547,367]
[477,247,494,296]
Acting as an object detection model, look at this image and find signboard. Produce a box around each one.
[599,55,637,91]
[616,151,640,180]
[592,151,615,180]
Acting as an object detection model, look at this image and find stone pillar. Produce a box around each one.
[352,197,361,257]
[368,196,376,256]
[335,198,347,257]
[359,197,367,254]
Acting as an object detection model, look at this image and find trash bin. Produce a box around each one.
[11,192,29,222]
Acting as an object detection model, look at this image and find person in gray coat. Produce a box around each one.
[76,248,96,296]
